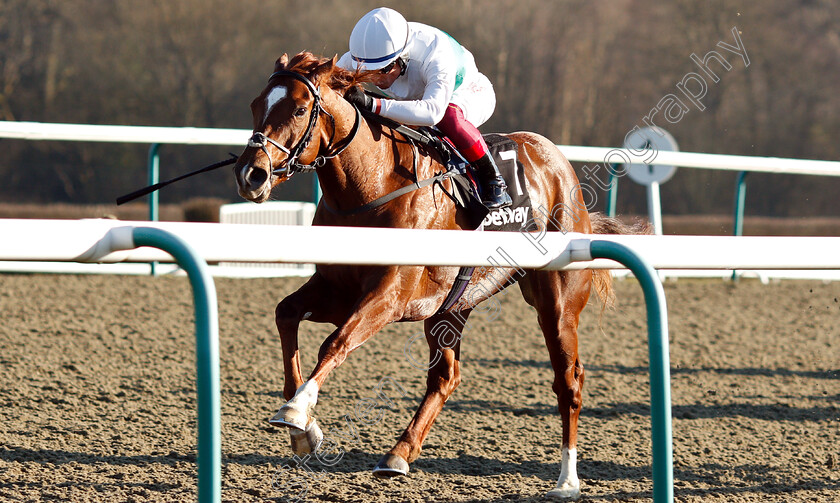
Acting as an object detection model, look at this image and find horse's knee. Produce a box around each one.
[275,299,298,325]
[572,359,584,388]
[552,361,584,411]
[448,364,462,394]
[427,358,461,396]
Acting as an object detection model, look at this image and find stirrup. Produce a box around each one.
[481,182,512,209]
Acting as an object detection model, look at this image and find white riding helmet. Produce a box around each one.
[348,7,409,71]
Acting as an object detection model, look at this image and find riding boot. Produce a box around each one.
[472,154,513,209]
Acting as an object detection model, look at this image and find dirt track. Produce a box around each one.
[0,273,838,502]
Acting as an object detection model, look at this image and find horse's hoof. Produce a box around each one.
[268,404,308,430]
[289,418,323,455]
[546,483,581,500]
[372,454,409,477]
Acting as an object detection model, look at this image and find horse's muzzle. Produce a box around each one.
[235,162,271,202]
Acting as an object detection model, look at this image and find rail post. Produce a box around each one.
[731,171,748,280]
[147,143,161,276]
[606,167,618,218]
[313,173,323,205]
[130,227,221,503]
[588,240,673,503]
[733,171,748,237]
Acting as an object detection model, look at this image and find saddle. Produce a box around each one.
[358,112,538,313]
[360,110,535,231]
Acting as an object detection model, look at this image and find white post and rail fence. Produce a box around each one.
[1,120,838,238]
[2,219,840,502]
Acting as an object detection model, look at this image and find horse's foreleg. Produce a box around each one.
[269,274,351,454]
[307,289,399,385]
[275,302,322,453]
[271,286,397,433]
[375,309,469,477]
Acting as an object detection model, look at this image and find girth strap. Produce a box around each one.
[321,170,454,216]
[359,108,450,159]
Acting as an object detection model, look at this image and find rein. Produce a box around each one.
[320,111,463,216]
[359,107,450,159]
[252,68,457,216]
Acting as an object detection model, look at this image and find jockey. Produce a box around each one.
[338,7,512,210]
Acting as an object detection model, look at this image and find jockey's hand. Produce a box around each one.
[345,87,375,112]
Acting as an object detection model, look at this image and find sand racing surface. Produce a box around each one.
[0,273,838,502]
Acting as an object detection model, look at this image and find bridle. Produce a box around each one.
[246,66,452,218]
[247,69,361,178]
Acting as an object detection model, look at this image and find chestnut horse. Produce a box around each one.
[233,52,632,499]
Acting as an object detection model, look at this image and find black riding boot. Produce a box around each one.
[472,154,512,209]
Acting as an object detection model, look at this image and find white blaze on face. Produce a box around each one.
[263,85,288,125]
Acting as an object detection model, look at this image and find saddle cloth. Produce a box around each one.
[445,133,538,233]
[433,133,537,315]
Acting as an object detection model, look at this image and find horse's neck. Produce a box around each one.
[316,101,409,212]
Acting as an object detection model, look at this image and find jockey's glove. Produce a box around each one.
[345,87,377,113]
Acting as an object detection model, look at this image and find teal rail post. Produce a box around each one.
[313,173,323,205]
[733,171,748,237]
[606,167,618,218]
[132,227,221,503]
[147,144,161,276]
[589,240,673,503]
[731,171,748,280]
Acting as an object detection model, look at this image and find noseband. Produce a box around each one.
[247,69,360,178]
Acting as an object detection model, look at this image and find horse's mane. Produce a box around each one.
[278,51,378,95]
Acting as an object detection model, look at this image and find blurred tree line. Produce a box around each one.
[0,0,838,217]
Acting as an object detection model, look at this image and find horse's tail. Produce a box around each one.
[588,212,653,310]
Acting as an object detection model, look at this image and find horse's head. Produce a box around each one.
[234,52,351,203]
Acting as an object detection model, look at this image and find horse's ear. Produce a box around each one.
[275,53,289,71]
[311,56,337,86]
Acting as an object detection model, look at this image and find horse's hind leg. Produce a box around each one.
[374,309,470,477]
[520,269,591,500]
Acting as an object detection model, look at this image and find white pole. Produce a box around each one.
[557,145,840,177]
[647,181,663,235]
[1,220,840,271]
[0,121,249,146]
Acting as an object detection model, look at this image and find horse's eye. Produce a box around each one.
[295,107,307,117]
